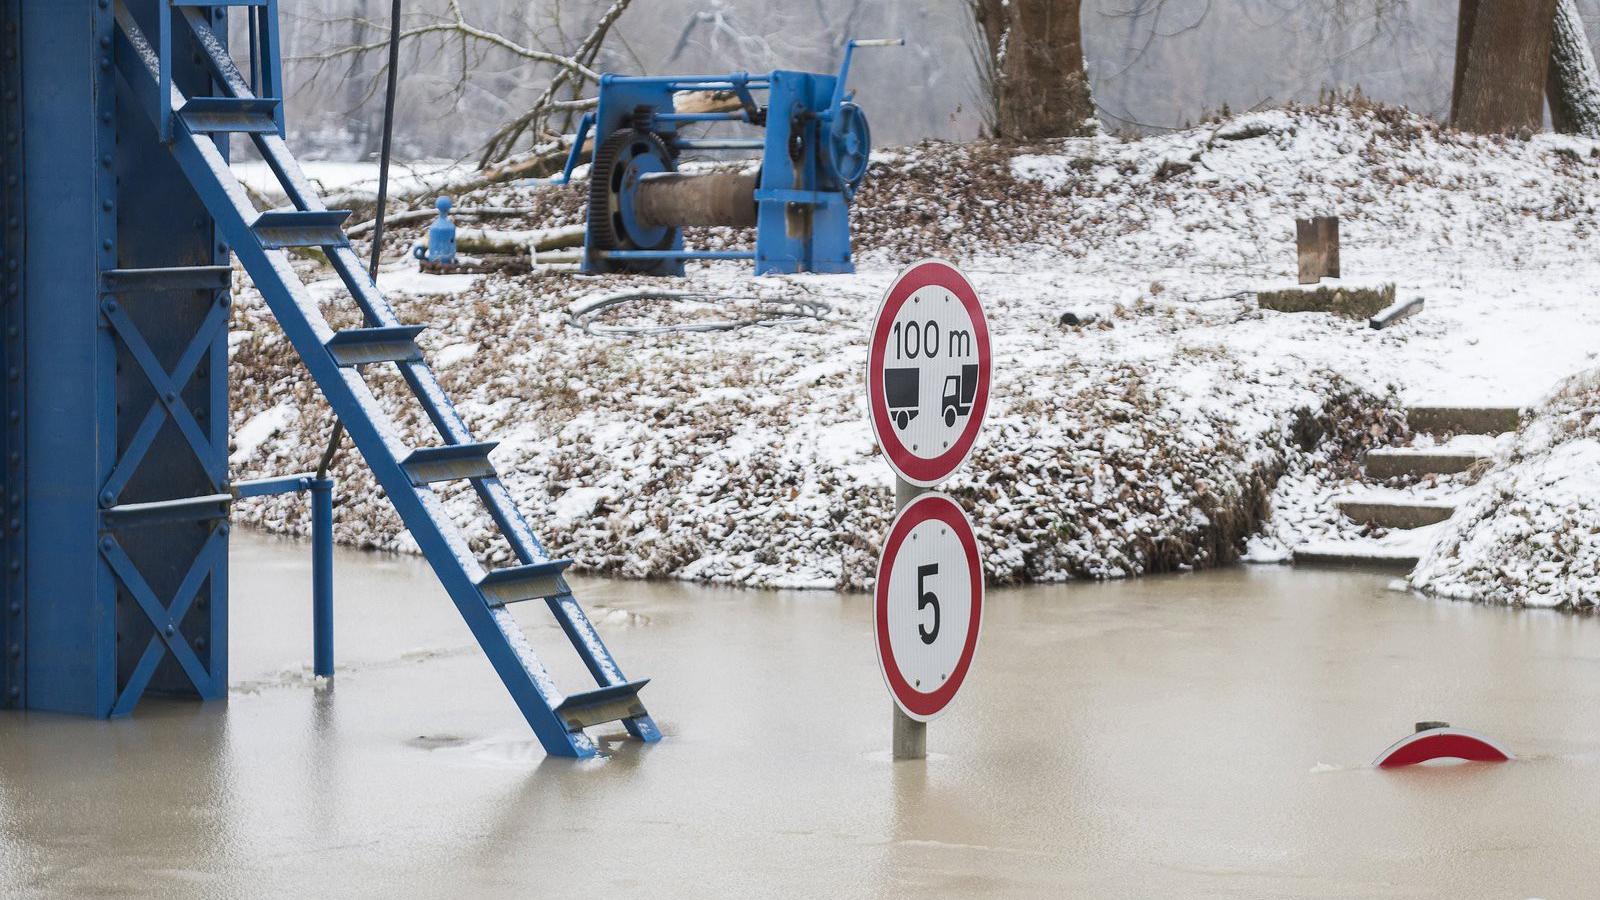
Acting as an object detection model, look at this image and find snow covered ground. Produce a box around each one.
[232,157,465,204]
[1413,372,1600,608]
[227,101,1600,598]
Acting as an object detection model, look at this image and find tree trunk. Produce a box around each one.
[1546,0,1600,138]
[1451,0,1558,134]
[1449,0,1478,124]
[971,0,1094,140]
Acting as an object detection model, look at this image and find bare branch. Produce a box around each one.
[288,1,600,85]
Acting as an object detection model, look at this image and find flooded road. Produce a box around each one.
[5,531,1600,897]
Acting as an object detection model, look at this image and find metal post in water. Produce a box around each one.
[892,475,927,760]
[311,478,335,678]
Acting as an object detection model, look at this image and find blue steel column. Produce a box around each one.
[18,0,118,715]
[0,0,23,710]
[310,477,333,678]
[11,0,230,717]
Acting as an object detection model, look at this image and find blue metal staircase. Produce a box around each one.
[110,0,657,758]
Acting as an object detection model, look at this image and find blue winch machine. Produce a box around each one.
[561,38,902,276]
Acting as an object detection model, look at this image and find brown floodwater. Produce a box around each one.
[3,531,1599,897]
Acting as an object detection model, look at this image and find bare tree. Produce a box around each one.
[1451,0,1557,134]
[294,0,633,174]
[1087,0,1420,135]
[1547,0,1600,137]
[969,0,1095,140]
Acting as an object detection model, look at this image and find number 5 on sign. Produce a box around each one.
[875,492,984,722]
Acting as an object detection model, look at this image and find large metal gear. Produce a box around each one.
[587,128,677,272]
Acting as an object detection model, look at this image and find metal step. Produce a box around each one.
[1335,496,1456,529]
[179,96,279,134]
[478,559,574,607]
[1407,405,1522,436]
[400,441,498,485]
[252,210,352,249]
[101,265,233,292]
[553,679,651,731]
[1292,540,1421,570]
[325,325,426,367]
[1365,447,1490,479]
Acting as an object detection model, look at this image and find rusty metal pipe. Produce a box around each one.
[634,171,758,228]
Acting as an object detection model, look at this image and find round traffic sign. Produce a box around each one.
[874,492,984,722]
[866,259,991,487]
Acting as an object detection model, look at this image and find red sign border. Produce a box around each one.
[874,492,984,722]
[1372,727,1513,768]
[866,260,992,487]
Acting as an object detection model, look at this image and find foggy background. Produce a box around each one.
[276,0,1600,161]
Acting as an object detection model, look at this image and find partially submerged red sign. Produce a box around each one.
[866,260,991,487]
[1372,726,1513,768]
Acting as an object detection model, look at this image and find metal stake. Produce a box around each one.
[316,0,404,479]
[892,475,927,760]
[310,477,335,678]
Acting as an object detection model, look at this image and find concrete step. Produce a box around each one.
[1293,540,1421,570]
[1364,447,1490,479]
[1335,496,1456,529]
[1407,405,1522,436]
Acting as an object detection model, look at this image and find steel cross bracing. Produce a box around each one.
[111,0,656,757]
[98,269,235,714]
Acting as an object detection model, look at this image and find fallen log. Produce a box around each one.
[481,144,583,184]
[347,206,538,238]
[454,224,586,255]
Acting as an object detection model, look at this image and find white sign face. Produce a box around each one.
[874,492,984,722]
[867,260,991,487]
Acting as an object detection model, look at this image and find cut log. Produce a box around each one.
[347,206,538,239]
[673,90,743,115]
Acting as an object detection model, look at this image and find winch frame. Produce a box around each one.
[560,39,901,276]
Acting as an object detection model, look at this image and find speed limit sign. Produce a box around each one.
[866,260,992,487]
[874,492,984,722]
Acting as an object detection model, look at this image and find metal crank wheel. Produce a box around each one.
[823,101,872,195]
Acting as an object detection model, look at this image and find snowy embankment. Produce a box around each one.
[229,101,1600,591]
[1412,373,1600,608]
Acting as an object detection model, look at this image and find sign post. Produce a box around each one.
[891,477,925,759]
[866,259,991,760]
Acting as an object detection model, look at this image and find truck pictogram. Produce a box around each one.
[886,367,919,430]
[941,364,978,427]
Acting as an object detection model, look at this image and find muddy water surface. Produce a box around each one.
[4,532,1600,897]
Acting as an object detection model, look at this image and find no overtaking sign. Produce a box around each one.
[866,260,992,487]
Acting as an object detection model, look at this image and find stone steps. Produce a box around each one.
[1363,447,1490,479]
[1288,404,1522,574]
[1292,540,1422,570]
[1406,405,1522,437]
[1335,496,1456,529]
